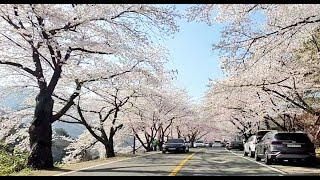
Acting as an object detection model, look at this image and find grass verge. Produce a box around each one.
[0,148,29,176]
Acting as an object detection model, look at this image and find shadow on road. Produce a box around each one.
[44,167,73,172]
[79,165,173,175]
[275,161,320,169]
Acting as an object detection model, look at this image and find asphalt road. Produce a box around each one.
[57,148,320,176]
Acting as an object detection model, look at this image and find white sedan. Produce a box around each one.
[243,135,257,157]
[193,140,205,148]
[212,141,224,148]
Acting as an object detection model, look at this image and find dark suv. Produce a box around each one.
[227,140,244,151]
[255,131,316,165]
[162,139,189,154]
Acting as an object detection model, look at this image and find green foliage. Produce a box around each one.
[0,145,29,176]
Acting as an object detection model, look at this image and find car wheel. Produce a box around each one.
[250,150,255,158]
[162,150,166,154]
[244,150,248,156]
[265,151,272,165]
[255,151,261,161]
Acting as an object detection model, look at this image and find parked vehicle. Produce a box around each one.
[194,140,205,148]
[208,142,213,147]
[244,130,271,157]
[255,131,316,165]
[256,130,272,142]
[227,140,244,150]
[185,141,192,148]
[222,141,227,147]
[212,141,224,148]
[162,139,189,154]
[227,135,244,150]
[244,135,257,157]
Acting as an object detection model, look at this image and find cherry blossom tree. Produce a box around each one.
[190,4,320,141]
[0,4,179,169]
[59,73,147,157]
[188,4,320,73]
[205,30,320,137]
[128,86,193,151]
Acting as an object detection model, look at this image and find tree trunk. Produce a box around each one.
[159,135,165,151]
[159,141,163,151]
[105,139,115,158]
[177,126,181,138]
[27,92,54,169]
[146,142,153,152]
[264,118,271,130]
[190,141,195,148]
[189,134,196,148]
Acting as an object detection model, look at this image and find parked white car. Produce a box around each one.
[212,141,224,148]
[194,140,205,148]
[243,135,257,157]
[244,130,271,158]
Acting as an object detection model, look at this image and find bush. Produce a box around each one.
[0,148,29,176]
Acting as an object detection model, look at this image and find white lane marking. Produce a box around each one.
[54,152,159,176]
[228,150,287,175]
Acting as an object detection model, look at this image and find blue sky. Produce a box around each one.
[164,5,224,101]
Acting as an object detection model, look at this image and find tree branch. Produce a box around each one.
[52,80,82,122]
[0,60,36,76]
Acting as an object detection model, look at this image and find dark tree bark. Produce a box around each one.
[158,137,164,151]
[264,118,271,130]
[133,130,153,152]
[27,81,80,169]
[105,140,115,158]
[177,126,182,138]
[105,125,121,158]
[27,92,54,169]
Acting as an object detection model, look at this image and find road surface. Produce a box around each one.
[57,148,320,176]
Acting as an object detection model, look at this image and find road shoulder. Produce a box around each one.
[27,152,159,176]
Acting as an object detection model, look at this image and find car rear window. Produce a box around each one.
[196,141,204,143]
[256,131,270,137]
[167,139,184,143]
[274,133,312,143]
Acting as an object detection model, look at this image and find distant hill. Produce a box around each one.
[0,88,85,138]
[53,121,86,138]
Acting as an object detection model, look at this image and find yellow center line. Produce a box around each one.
[169,152,197,176]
